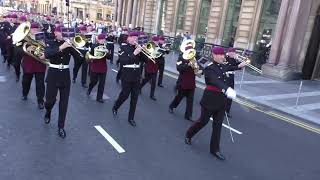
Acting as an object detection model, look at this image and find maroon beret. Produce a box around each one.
[158,36,165,41]
[31,23,39,29]
[79,26,87,31]
[55,21,60,24]
[54,25,63,32]
[45,16,51,21]
[228,48,236,53]
[152,36,159,41]
[11,14,18,18]
[97,34,106,40]
[212,47,225,55]
[128,31,139,37]
[19,15,27,22]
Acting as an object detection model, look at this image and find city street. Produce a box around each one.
[0,59,319,180]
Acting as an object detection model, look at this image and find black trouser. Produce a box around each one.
[45,81,70,129]
[0,42,7,60]
[170,88,195,118]
[22,72,45,103]
[226,77,235,114]
[114,80,140,120]
[186,106,225,153]
[140,72,157,97]
[6,46,13,67]
[88,72,106,100]
[13,47,23,78]
[116,66,122,82]
[107,44,114,63]
[73,58,88,84]
[157,63,165,85]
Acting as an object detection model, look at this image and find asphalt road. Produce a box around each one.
[0,59,319,180]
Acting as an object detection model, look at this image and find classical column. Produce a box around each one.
[135,0,141,27]
[117,0,123,26]
[267,0,289,65]
[126,0,133,27]
[131,0,139,28]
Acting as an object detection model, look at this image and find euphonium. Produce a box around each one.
[12,22,49,64]
[180,39,199,74]
[85,45,109,60]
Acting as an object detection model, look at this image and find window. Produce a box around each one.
[96,9,103,20]
[196,0,212,41]
[176,0,187,29]
[221,0,242,47]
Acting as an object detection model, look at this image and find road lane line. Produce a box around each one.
[94,125,125,153]
[209,117,243,135]
[112,69,118,73]
[164,71,320,135]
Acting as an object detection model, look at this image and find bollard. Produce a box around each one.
[239,67,246,89]
[295,81,303,108]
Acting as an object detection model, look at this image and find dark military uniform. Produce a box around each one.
[6,23,18,68]
[105,34,115,64]
[169,56,195,120]
[21,50,46,108]
[43,39,82,136]
[113,43,143,126]
[87,43,112,102]
[156,43,169,86]
[116,42,127,83]
[72,42,90,86]
[0,20,10,62]
[225,56,241,114]
[140,55,158,100]
[13,39,24,81]
[185,61,239,159]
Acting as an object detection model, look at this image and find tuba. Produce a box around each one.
[85,45,109,60]
[12,22,49,65]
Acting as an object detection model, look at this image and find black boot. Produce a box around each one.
[128,119,136,127]
[38,102,44,109]
[212,151,226,161]
[44,111,51,124]
[21,96,27,101]
[112,106,118,117]
[58,128,66,138]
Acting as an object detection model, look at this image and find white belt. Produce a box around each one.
[49,64,69,69]
[106,41,114,44]
[123,64,140,68]
[226,71,235,75]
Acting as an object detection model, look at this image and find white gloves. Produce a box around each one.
[225,87,237,100]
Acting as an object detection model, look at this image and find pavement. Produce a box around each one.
[0,54,320,180]
[164,51,320,126]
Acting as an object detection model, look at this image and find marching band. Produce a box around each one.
[1,11,252,160]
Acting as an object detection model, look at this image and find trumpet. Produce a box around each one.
[233,54,262,74]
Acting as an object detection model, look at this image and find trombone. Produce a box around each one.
[64,35,87,57]
[134,41,156,63]
[233,54,262,74]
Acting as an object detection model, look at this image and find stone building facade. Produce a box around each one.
[115,0,320,80]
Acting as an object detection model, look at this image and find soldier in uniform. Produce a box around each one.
[225,48,241,118]
[72,25,90,87]
[115,33,128,83]
[21,22,46,109]
[12,15,27,82]
[156,36,169,87]
[105,31,115,64]
[5,14,18,69]
[184,47,245,160]
[42,25,83,138]
[140,36,159,101]
[0,15,9,63]
[87,34,112,103]
[112,31,142,127]
[169,53,196,121]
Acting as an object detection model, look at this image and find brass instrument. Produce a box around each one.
[85,45,109,60]
[12,22,49,64]
[146,41,163,59]
[64,35,87,57]
[233,53,262,74]
[134,42,156,63]
[180,39,200,74]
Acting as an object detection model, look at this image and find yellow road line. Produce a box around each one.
[164,71,320,135]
